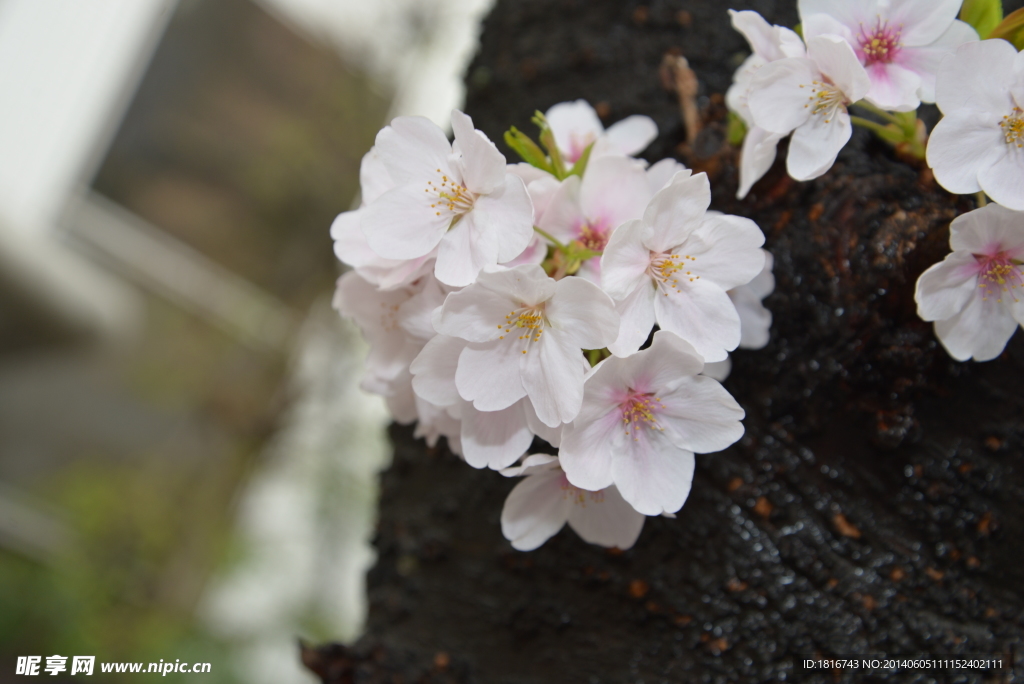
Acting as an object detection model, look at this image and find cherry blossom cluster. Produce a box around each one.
[727,1,1024,361]
[332,102,774,551]
[727,0,979,198]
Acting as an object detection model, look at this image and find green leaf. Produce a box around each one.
[503,127,552,172]
[960,0,1003,39]
[727,111,748,147]
[567,141,595,178]
[989,7,1024,48]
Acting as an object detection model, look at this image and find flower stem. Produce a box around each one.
[849,115,893,137]
[533,226,567,250]
[852,100,905,126]
[976,191,988,207]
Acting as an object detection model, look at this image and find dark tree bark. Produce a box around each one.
[306,1,1024,682]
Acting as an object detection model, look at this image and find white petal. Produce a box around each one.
[559,416,620,493]
[950,204,1024,254]
[915,253,980,322]
[978,152,1024,212]
[889,0,967,47]
[732,285,773,349]
[926,112,1006,195]
[456,339,528,411]
[618,330,705,393]
[646,159,689,194]
[477,263,557,305]
[658,375,745,453]
[524,398,562,447]
[450,110,506,194]
[566,485,646,549]
[435,213,498,287]
[935,39,1019,115]
[690,214,766,290]
[897,21,980,105]
[461,400,534,470]
[500,468,572,551]
[934,291,1020,361]
[499,453,558,477]
[863,63,923,112]
[472,175,535,262]
[410,335,465,407]
[748,58,817,135]
[730,9,786,61]
[358,147,394,205]
[601,219,653,301]
[545,100,604,158]
[701,358,732,381]
[521,332,586,427]
[580,156,652,230]
[737,127,782,199]
[331,209,377,268]
[798,0,871,33]
[612,428,696,516]
[436,273,516,343]
[642,172,712,253]
[604,115,658,156]
[608,281,657,357]
[375,115,452,186]
[548,276,620,350]
[363,184,451,259]
[806,36,870,102]
[654,278,741,362]
[787,111,852,181]
[538,175,584,244]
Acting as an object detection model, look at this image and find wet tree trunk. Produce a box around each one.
[304,1,1024,682]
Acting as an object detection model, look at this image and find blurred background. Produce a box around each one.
[0,0,491,681]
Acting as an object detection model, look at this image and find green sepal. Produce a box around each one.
[989,7,1024,48]
[504,126,553,173]
[567,141,595,178]
[960,0,1003,39]
[727,111,748,147]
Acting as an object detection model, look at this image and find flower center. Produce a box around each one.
[620,390,665,440]
[648,252,698,295]
[976,252,1024,303]
[426,168,476,219]
[497,305,546,354]
[577,219,609,252]
[857,19,902,66]
[1000,108,1024,149]
[800,81,846,124]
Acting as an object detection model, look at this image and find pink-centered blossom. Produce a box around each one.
[926,40,1024,211]
[362,110,534,287]
[600,171,766,361]
[726,10,807,199]
[748,35,871,182]
[915,204,1024,361]
[500,454,645,551]
[545,100,658,163]
[799,0,978,111]
[331,148,435,291]
[434,264,619,428]
[539,155,653,284]
[559,331,745,516]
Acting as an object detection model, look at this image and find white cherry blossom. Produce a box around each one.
[799,0,978,111]
[926,40,1024,210]
[915,204,1024,361]
[331,148,435,290]
[545,100,658,162]
[362,110,534,287]
[409,334,560,470]
[725,9,807,199]
[559,331,745,516]
[748,35,871,182]
[500,454,645,551]
[600,171,766,361]
[539,155,653,284]
[435,264,619,428]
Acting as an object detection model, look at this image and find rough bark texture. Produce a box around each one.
[307,1,1024,682]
